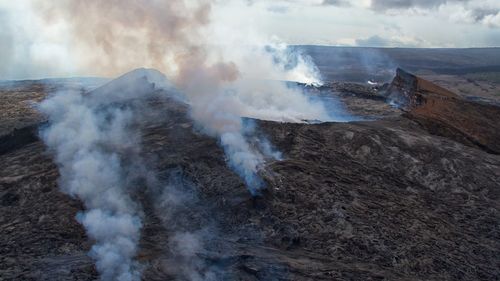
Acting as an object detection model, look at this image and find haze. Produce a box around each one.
[1,0,499,80]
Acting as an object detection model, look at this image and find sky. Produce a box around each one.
[228,0,500,47]
[0,0,499,79]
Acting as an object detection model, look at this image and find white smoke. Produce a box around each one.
[31,1,348,278]
[221,131,266,195]
[185,45,331,194]
[32,0,341,196]
[38,70,173,281]
[177,26,332,195]
[78,210,142,281]
[149,168,223,280]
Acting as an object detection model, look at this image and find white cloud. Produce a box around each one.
[0,1,78,79]
[370,0,500,28]
[355,35,427,47]
[0,0,499,79]
[482,12,500,28]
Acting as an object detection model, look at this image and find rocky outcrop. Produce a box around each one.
[384,68,458,109]
[0,124,40,155]
[385,68,500,154]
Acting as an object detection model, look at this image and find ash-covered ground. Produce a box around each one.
[1,68,499,281]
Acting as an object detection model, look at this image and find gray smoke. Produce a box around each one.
[149,168,223,280]
[39,69,174,281]
[30,0,337,196]
[32,1,346,278]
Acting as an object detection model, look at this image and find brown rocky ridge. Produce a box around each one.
[383,68,500,154]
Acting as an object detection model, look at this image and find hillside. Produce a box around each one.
[1,69,499,280]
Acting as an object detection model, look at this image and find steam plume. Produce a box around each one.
[34,1,343,279]
[39,70,172,280]
[34,0,336,195]
[151,168,222,280]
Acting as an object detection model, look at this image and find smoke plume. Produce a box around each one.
[39,70,174,280]
[35,1,341,278]
[150,168,223,280]
[34,0,337,195]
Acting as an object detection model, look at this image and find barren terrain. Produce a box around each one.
[1,66,499,280]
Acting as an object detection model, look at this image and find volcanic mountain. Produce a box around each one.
[0,68,499,280]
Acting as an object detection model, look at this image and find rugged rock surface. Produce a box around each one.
[1,70,499,280]
[0,141,96,280]
[384,68,500,154]
[303,82,401,120]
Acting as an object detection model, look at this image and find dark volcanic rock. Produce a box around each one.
[1,72,499,280]
[302,82,401,120]
[0,142,96,280]
[258,119,500,280]
[0,124,40,155]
